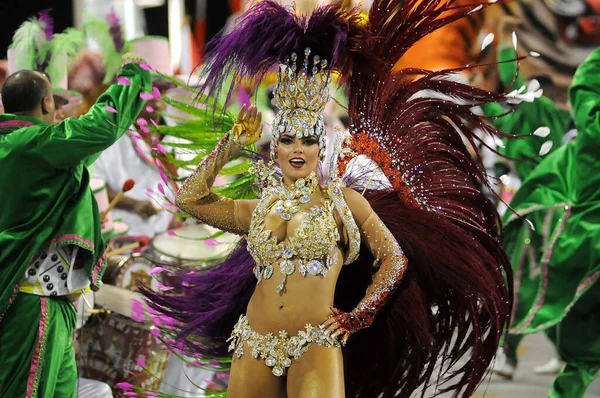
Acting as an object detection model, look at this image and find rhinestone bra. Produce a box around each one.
[247,180,340,294]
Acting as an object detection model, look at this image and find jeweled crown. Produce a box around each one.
[271,47,331,159]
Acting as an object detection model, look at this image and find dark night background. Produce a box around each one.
[0,0,233,59]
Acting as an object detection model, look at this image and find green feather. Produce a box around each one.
[9,18,48,71]
[46,28,85,87]
[134,72,259,201]
[83,15,113,54]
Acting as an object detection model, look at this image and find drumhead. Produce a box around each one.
[113,253,160,293]
[151,224,239,264]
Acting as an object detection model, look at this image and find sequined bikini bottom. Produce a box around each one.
[227,315,341,377]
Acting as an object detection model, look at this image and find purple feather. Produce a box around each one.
[38,9,54,41]
[198,1,370,107]
[107,8,125,52]
[143,241,256,357]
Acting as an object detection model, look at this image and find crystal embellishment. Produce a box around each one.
[227,315,342,377]
[246,169,355,295]
[279,260,295,275]
[263,264,274,279]
[307,260,322,276]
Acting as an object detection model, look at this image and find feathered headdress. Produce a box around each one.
[83,8,131,83]
[9,10,84,86]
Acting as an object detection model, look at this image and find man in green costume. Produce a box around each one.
[0,55,151,397]
[481,35,573,378]
[487,42,600,397]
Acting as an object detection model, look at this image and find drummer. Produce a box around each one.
[93,39,181,239]
[93,92,172,238]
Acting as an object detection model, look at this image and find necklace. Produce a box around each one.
[272,172,319,221]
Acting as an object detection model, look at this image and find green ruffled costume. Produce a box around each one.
[0,62,151,397]
[487,47,600,397]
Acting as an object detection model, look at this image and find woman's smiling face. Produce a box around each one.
[276,133,320,183]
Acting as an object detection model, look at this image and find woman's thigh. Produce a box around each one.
[286,345,344,398]
[228,342,286,398]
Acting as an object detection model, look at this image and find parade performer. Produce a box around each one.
[145,1,517,397]
[0,53,151,397]
[479,19,573,379]
[499,45,600,398]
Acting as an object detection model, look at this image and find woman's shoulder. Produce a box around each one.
[324,184,372,226]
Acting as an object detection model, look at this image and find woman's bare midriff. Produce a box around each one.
[245,245,345,335]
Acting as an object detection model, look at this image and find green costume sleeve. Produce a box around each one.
[37,62,152,169]
[569,46,600,152]
[481,46,571,180]
[569,46,600,201]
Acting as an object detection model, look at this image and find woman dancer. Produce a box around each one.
[147,1,515,397]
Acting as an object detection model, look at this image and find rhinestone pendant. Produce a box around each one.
[272,367,284,377]
[235,344,244,358]
[307,260,322,276]
[299,195,310,204]
[299,261,308,277]
[279,260,295,275]
[263,264,274,279]
[276,279,286,295]
[281,213,291,221]
[253,266,262,282]
[281,247,293,259]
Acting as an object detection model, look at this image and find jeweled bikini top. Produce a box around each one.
[247,171,361,294]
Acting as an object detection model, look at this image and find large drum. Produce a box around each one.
[102,253,160,293]
[78,255,168,397]
[76,310,168,398]
[149,223,239,268]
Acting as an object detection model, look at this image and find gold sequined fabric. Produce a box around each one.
[227,315,340,377]
[352,211,407,316]
[176,133,247,235]
[328,178,361,264]
[247,173,360,294]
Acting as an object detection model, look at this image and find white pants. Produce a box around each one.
[77,378,113,398]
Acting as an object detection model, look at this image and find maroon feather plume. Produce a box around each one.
[337,0,513,396]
